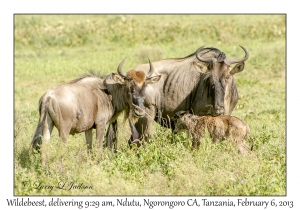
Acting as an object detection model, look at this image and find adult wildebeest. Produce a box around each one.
[106,45,249,147]
[172,111,253,153]
[32,58,161,164]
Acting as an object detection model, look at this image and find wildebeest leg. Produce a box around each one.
[105,124,113,149]
[191,138,200,149]
[232,135,248,153]
[238,138,253,153]
[128,117,151,147]
[136,108,155,142]
[96,123,105,154]
[128,107,155,148]
[128,118,143,147]
[85,128,93,151]
[112,122,118,152]
[211,136,219,143]
[237,143,247,153]
[105,121,118,152]
[43,112,54,142]
[58,125,71,143]
[40,112,54,166]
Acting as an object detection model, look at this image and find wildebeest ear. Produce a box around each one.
[111,73,126,85]
[98,82,107,90]
[145,75,161,85]
[230,62,245,75]
[174,110,187,118]
[179,110,188,117]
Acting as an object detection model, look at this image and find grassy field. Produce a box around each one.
[14,14,286,195]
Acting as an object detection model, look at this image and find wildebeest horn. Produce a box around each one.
[117,57,127,78]
[146,58,154,78]
[196,45,218,64]
[224,45,249,65]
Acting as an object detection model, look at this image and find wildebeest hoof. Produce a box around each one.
[131,139,142,147]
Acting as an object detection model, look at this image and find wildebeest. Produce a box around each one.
[106,45,249,146]
[31,58,161,164]
[172,111,253,153]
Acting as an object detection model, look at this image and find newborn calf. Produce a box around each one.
[172,111,253,153]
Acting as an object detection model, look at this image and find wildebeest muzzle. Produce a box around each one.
[206,105,224,116]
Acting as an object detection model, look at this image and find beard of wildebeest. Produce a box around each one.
[191,67,240,117]
[200,62,228,116]
[196,72,225,116]
[125,71,147,122]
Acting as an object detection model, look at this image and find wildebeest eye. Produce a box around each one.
[225,75,230,81]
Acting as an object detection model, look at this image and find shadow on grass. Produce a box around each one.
[18,146,35,169]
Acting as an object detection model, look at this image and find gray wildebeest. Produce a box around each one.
[106,45,249,146]
[172,111,254,153]
[32,58,161,164]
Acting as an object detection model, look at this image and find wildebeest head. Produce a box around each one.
[171,110,190,134]
[111,58,161,119]
[195,45,249,116]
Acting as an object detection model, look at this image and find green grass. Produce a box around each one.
[14,14,286,195]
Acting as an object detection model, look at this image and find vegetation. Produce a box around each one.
[14,14,286,195]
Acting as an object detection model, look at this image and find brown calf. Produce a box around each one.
[172,111,253,153]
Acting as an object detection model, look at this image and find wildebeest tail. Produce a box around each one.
[31,98,47,152]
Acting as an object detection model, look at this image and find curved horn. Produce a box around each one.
[146,58,154,78]
[196,45,217,64]
[224,45,249,65]
[117,57,127,77]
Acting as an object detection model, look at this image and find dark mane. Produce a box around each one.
[168,47,223,61]
[182,50,198,59]
[166,50,196,61]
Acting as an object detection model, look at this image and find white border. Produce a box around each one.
[2,1,298,209]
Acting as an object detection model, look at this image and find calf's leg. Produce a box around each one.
[191,138,201,149]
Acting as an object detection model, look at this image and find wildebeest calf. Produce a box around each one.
[172,111,253,153]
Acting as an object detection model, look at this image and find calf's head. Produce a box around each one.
[171,111,190,134]
[112,58,161,119]
[195,45,249,116]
